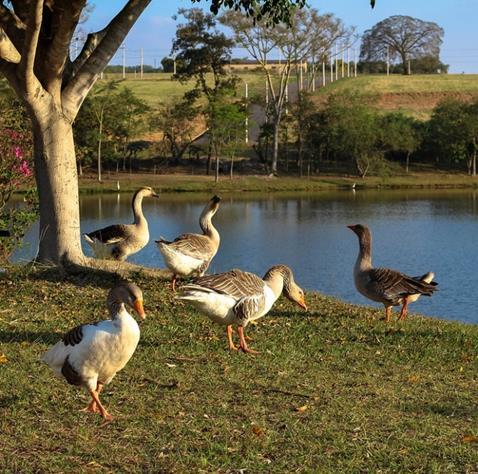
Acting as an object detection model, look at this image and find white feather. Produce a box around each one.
[158,243,205,276]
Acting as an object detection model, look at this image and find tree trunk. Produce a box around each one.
[97,115,103,182]
[230,154,234,179]
[32,113,84,265]
[271,119,280,175]
[214,145,220,183]
[401,53,409,75]
[206,142,212,175]
[405,151,410,173]
[473,150,477,177]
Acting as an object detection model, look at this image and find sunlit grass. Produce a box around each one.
[1,267,478,471]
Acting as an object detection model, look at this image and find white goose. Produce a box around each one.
[156,195,221,291]
[348,224,438,321]
[177,265,307,354]
[84,187,159,261]
[41,282,146,423]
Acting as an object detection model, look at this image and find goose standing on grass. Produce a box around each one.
[84,187,159,261]
[177,265,307,354]
[41,282,146,423]
[156,195,221,291]
[348,224,437,322]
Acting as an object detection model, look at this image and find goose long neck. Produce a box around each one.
[132,191,146,226]
[199,206,220,245]
[356,232,372,271]
[263,267,288,300]
[107,300,126,320]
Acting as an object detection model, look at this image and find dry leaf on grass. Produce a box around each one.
[0,354,7,363]
[463,434,478,443]
[295,405,308,412]
[252,425,264,436]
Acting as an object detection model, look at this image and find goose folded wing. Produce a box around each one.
[188,269,265,300]
[367,267,436,304]
[86,225,127,244]
[233,294,266,324]
[165,233,215,259]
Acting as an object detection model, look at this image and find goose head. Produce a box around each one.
[207,195,221,215]
[347,224,371,242]
[264,265,307,310]
[137,186,159,199]
[108,282,146,319]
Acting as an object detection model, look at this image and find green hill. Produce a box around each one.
[314,74,478,119]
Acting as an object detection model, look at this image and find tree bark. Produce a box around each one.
[32,110,84,265]
[271,119,280,175]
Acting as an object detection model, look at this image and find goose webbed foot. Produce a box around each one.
[237,326,260,355]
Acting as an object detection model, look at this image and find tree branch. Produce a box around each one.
[19,0,43,96]
[62,0,151,121]
[0,57,21,94]
[43,0,85,98]
[0,26,21,63]
[0,3,26,51]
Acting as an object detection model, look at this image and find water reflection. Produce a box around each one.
[12,189,478,323]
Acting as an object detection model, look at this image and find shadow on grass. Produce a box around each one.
[0,329,59,345]
[403,399,475,420]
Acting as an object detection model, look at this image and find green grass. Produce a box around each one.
[1,267,478,472]
[315,74,478,119]
[76,170,478,194]
[97,71,266,107]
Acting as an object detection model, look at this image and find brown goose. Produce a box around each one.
[84,187,159,261]
[348,224,437,321]
[156,195,221,291]
[177,264,307,354]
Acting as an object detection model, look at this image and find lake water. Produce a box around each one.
[13,189,478,323]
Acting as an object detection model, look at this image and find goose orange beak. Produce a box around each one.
[134,299,146,319]
[297,297,307,311]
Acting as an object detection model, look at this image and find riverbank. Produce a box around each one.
[1,267,477,471]
[76,171,478,194]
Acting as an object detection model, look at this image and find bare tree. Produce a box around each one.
[221,8,351,175]
[360,15,444,75]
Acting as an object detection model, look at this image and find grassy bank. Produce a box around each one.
[1,267,478,472]
[76,171,478,194]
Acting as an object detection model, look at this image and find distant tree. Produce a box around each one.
[426,99,478,176]
[379,112,421,173]
[172,8,237,174]
[306,92,380,178]
[161,57,175,73]
[221,7,351,175]
[207,94,246,181]
[151,95,201,163]
[360,16,444,75]
[109,87,149,168]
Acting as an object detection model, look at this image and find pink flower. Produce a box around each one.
[18,160,31,177]
[14,146,23,159]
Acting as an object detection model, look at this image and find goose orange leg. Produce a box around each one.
[89,386,113,423]
[81,382,104,413]
[399,298,409,320]
[171,275,177,292]
[227,325,238,351]
[237,326,259,355]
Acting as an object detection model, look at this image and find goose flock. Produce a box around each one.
[42,187,438,422]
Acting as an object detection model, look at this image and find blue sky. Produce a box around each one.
[82,1,478,73]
